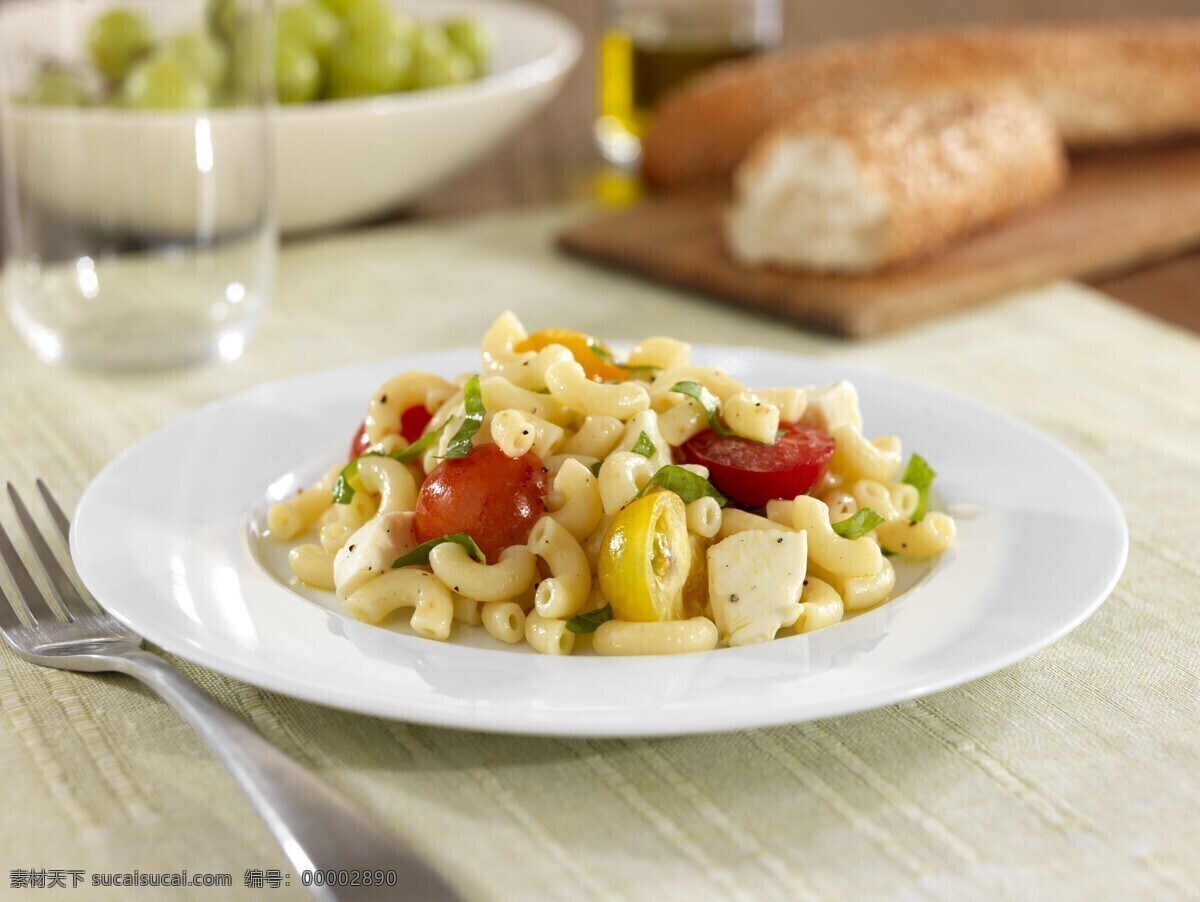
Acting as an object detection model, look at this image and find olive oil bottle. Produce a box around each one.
[596,0,781,169]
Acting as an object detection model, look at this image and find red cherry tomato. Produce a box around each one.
[414,445,547,561]
[682,422,835,508]
[347,406,435,461]
[400,405,433,442]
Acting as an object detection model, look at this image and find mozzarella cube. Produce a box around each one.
[333,511,417,601]
[707,529,808,646]
[800,381,863,434]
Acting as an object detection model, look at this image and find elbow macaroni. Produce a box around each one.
[266,312,956,655]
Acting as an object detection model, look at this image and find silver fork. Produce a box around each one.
[0,481,460,902]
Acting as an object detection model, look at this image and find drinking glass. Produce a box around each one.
[0,0,275,370]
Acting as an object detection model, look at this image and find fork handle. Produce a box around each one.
[110,650,461,902]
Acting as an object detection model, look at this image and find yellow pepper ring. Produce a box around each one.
[514,329,629,383]
[598,491,691,622]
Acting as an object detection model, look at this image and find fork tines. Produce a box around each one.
[0,482,95,627]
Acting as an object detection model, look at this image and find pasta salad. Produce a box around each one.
[266,312,956,656]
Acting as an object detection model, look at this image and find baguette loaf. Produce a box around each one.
[725,91,1067,272]
[644,21,1200,189]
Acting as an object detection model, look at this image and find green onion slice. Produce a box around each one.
[900,453,936,522]
[634,465,727,508]
[831,508,884,539]
[392,533,485,569]
[566,603,613,634]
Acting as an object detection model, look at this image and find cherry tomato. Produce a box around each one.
[514,328,628,382]
[682,422,835,508]
[399,405,433,442]
[347,405,435,461]
[414,444,547,561]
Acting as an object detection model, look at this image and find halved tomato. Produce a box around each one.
[682,423,835,508]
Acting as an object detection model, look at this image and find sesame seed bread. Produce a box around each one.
[643,21,1200,190]
[725,90,1067,272]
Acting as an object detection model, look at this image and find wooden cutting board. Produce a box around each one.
[558,143,1200,338]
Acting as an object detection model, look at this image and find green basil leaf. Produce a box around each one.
[442,374,485,459]
[590,460,604,477]
[388,422,446,464]
[566,603,613,634]
[585,338,659,374]
[900,453,936,522]
[392,533,485,569]
[635,464,727,507]
[332,451,385,504]
[669,380,733,436]
[333,423,446,504]
[630,431,656,458]
[831,508,885,540]
[669,381,777,444]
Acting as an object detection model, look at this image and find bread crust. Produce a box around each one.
[643,21,1200,189]
[726,91,1067,272]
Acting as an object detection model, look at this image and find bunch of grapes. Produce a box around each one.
[23,0,493,109]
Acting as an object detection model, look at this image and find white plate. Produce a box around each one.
[72,347,1127,737]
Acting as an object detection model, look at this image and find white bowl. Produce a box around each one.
[0,0,581,235]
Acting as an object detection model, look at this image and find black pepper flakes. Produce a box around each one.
[777,537,784,543]
[803,579,809,586]
[380,394,388,403]
[348,544,356,552]
[730,594,739,603]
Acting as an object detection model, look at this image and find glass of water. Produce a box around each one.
[0,0,274,370]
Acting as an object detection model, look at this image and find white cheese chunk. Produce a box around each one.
[333,511,417,601]
[800,381,863,434]
[707,529,808,647]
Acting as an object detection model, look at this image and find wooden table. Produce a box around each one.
[410,0,1200,336]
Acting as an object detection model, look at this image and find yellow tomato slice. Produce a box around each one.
[514,329,628,382]
[598,491,691,622]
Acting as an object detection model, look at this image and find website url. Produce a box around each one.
[90,871,232,888]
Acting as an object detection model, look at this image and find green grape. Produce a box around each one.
[205,0,240,43]
[275,36,321,104]
[276,2,341,57]
[164,30,230,93]
[325,29,413,98]
[414,27,472,89]
[443,16,491,76]
[318,0,387,23]
[121,55,211,109]
[24,68,91,107]
[87,9,154,82]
